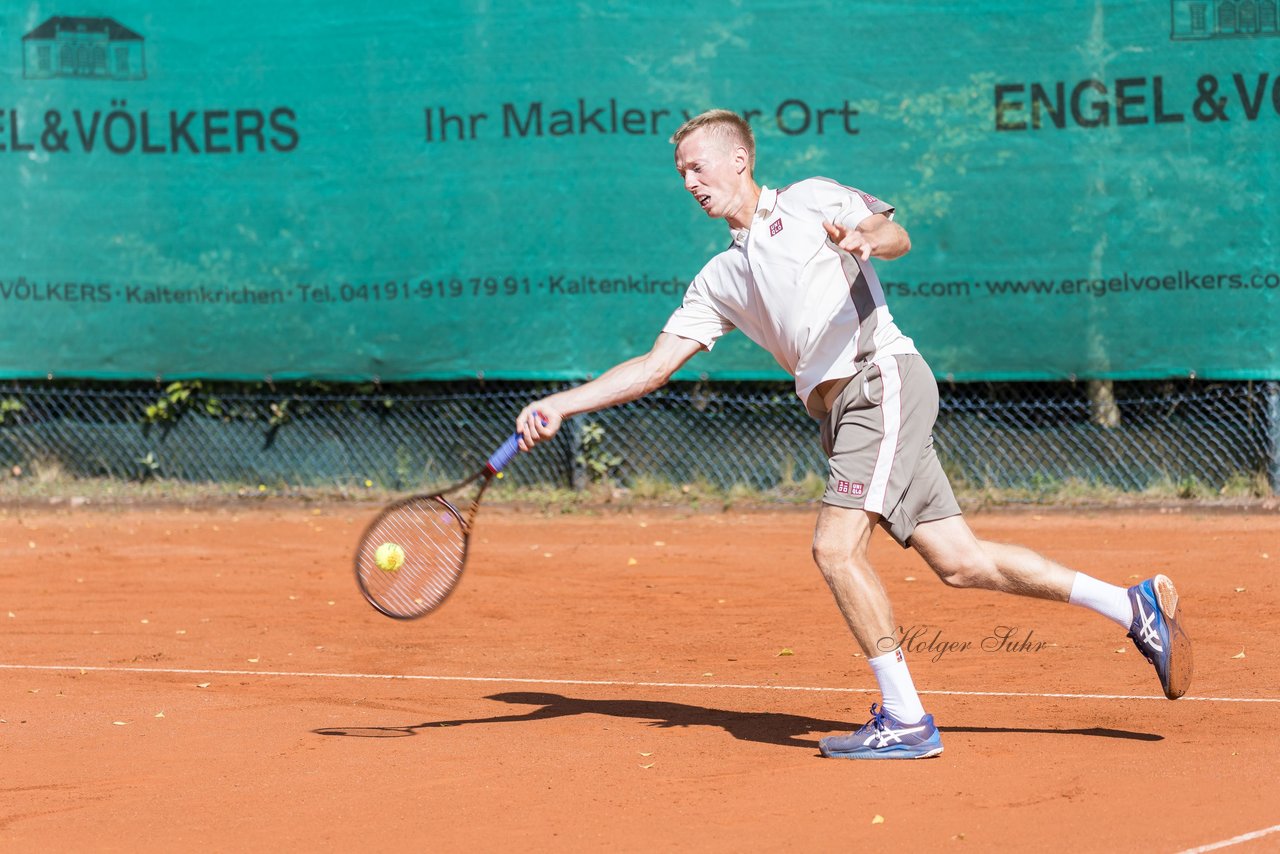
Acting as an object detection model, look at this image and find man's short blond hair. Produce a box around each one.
[670,109,755,169]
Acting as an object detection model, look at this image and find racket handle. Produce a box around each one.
[486,412,548,474]
[486,433,522,474]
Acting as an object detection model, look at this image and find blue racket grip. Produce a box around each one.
[486,412,547,474]
[486,433,522,474]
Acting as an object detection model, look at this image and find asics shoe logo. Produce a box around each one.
[1136,598,1164,653]
[863,723,926,748]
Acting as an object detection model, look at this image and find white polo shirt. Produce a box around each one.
[663,177,918,417]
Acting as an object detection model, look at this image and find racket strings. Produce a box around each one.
[357,496,468,618]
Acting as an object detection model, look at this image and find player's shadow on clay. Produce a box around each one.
[938,725,1162,741]
[312,692,844,748]
[311,692,1162,747]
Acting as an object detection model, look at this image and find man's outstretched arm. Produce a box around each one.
[516,332,705,450]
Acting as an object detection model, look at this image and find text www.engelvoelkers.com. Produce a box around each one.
[883,269,1280,299]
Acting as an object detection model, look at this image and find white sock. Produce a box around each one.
[1069,572,1134,629]
[868,647,927,724]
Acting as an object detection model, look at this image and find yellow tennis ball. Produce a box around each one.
[375,542,405,572]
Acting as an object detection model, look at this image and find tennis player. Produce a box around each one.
[515,109,1192,759]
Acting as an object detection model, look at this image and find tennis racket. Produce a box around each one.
[354,431,525,619]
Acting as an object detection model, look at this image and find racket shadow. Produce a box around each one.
[312,691,855,749]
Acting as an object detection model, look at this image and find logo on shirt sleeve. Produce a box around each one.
[769,218,784,236]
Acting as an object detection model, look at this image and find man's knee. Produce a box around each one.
[910,516,999,589]
[812,537,856,578]
[811,506,875,577]
[928,545,998,589]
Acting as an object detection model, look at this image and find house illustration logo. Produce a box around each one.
[22,15,146,80]
[1171,0,1280,39]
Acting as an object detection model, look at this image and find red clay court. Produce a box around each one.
[2,503,1277,851]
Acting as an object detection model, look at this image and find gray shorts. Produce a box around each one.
[819,354,961,546]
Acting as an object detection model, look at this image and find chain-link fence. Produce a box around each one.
[1,380,1277,497]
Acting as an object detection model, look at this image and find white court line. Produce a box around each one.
[0,663,1277,703]
[1176,823,1280,853]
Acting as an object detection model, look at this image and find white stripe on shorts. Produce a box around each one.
[865,357,902,514]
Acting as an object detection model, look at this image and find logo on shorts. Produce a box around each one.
[769,218,783,236]
[836,480,865,496]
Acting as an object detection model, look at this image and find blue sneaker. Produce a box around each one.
[819,704,944,760]
[1127,574,1193,699]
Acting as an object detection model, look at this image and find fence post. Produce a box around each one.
[564,416,586,490]
[1267,382,1280,496]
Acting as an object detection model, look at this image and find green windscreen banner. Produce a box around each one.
[2,2,1277,383]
